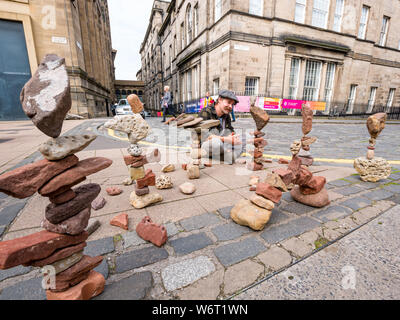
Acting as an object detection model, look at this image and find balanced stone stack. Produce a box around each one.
[246,102,270,171]
[297,104,317,167]
[104,95,163,209]
[354,113,391,182]
[0,54,112,300]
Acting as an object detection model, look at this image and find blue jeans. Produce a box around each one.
[231,109,236,121]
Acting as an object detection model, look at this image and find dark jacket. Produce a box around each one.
[198,104,235,139]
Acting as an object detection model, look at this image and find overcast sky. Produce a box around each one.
[108,0,155,80]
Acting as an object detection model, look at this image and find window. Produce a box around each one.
[181,23,185,50]
[187,70,192,101]
[213,79,220,95]
[288,58,300,99]
[386,88,395,110]
[295,0,306,23]
[303,60,322,101]
[358,6,369,39]
[324,63,336,111]
[174,36,177,57]
[215,0,222,22]
[249,0,263,16]
[245,77,259,96]
[367,87,377,113]
[186,4,193,45]
[346,84,357,113]
[333,0,344,32]
[193,66,199,99]
[194,4,199,38]
[312,0,330,29]
[169,45,172,71]
[379,16,390,46]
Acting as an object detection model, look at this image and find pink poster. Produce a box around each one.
[234,96,251,112]
[281,99,305,109]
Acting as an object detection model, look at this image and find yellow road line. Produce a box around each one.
[107,129,400,165]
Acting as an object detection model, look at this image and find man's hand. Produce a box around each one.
[223,133,242,146]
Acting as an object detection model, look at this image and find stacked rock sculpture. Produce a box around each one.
[297,104,317,166]
[246,99,270,171]
[0,54,112,300]
[104,95,164,209]
[354,113,391,182]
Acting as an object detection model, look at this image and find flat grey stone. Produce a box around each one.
[363,189,394,201]
[161,256,215,291]
[382,183,400,193]
[268,208,291,226]
[328,179,352,187]
[170,232,213,255]
[115,246,168,274]
[180,213,221,231]
[84,237,115,256]
[94,271,153,300]
[342,175,362,183]
[122,231,146,249]
[334,185,363,196]
[0,201,26,227]
[358,181,380,190]
[94,259,109,279]
[325,183,336,190]
[0,265,32,282]
[389,173,400,180]
[340,196,372,211]
[217,206,234,219]
[214,237,266,267]
[0,193,8,200]
[261,217,321,244]
[0,277,46,300]
[211,223,251,242]
[388,194,400,204]
[280,201,317,215]
[165,223,180,238]
[312,205,353,223]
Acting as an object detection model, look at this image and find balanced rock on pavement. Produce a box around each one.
[39,134,97,161]
[230,199,272,231]
[20,54,71,138]
[250,105,270,131]
[41,207,91,236]
[290,186,330,208]
[302,104,314,135]
[354,157,391,182]
[367,113,387,139]
[127,94,144,114]
[104,115,150,144]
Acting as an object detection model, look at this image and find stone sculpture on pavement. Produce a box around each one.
[0,54,112,300]
[354,113,391,182]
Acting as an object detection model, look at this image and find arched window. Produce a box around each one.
[186,4,193,45]
[133,90,138,95]
[138,91,143,96]
[115,89,121,95]
[127,90,132,95]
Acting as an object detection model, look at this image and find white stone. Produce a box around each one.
[179,182,196,195]
[156,175,173,190]
[130,192,163,209]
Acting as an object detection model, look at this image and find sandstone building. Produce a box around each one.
[140,0,400,114]
[0,0,115,120]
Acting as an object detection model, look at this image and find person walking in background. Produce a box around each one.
[161,86,176,122]
[203,91,214,109]
[231,104,236,122]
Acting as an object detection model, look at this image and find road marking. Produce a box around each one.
[107,129,400,165]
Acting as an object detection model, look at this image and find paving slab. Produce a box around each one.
[161,256,215,292]
[334,185,364,196]
[267,208,291,225]
[84,237,115,256]
[0,201,27,227]
[257,246,293,271]
[179,212,221,231]
[0,277,46,300]
[339,196,372,211]
[115,246,169,274]
[211,222,252,242]
[214,237,267,267]
[280,201,317,215]
[0,265,32,282]
[94,271,153,300]
[363,189,394,201]
[312,205,353,223]
[122,231,146,249]
[261,217,321,244]
[382,183,400,193]
[170,232,213,255]
[328,179,353,187]
[217,206,234,219]
[94,259,109,280]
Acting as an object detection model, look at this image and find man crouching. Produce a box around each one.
[198,90,243,164]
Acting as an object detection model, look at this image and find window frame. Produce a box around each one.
[333,0,344,32]
[311,0,331,29]
[213,78,220,96]
[245,77,260,96]
[378,16,390,46]
[346,84,358,114]
[358,5,370,40]
[295,0,307,24]
[367,87,377,113]
[288,58,301,100]
[249,0,264,16]
[302,60,322,101]
[215,0,222,22]
[324,62,336,110]
[186,4,193,46]
[386,88,395,111]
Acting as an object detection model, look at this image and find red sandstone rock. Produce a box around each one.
[255,183,283,203]
[110,213,129,230]
[24,242,87,267]
[302,104,314,135]
[278,158,289,165]
[249,186,257,191]
[254,139,268,148]
[123,155,146,166]
[136,169,156,189]
[135,185,150,196]
[39,157,112,196]
[299,176,326,195]
[46,177,87,198]
[204,163,212,167]
[55,255,103,283]
[45,184,100,224]
[49,189,76,205]
[0,155,78,199]
[46,270,105,300]
[288,156,302,178]
[136,216,167,247]
[250,106,270,131]
[106,186,122,196]
[294,167,313,186]
[273,168,295,185]
[291,186,330,208]
[298,156,314,167]
[41,207,91,236]
[246,161,264,171]
[0,231,88,270]
[127,94,144,114]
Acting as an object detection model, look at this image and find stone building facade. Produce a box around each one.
[140,0,400,114]
[0,0,115,120]
[114,80,145,103]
